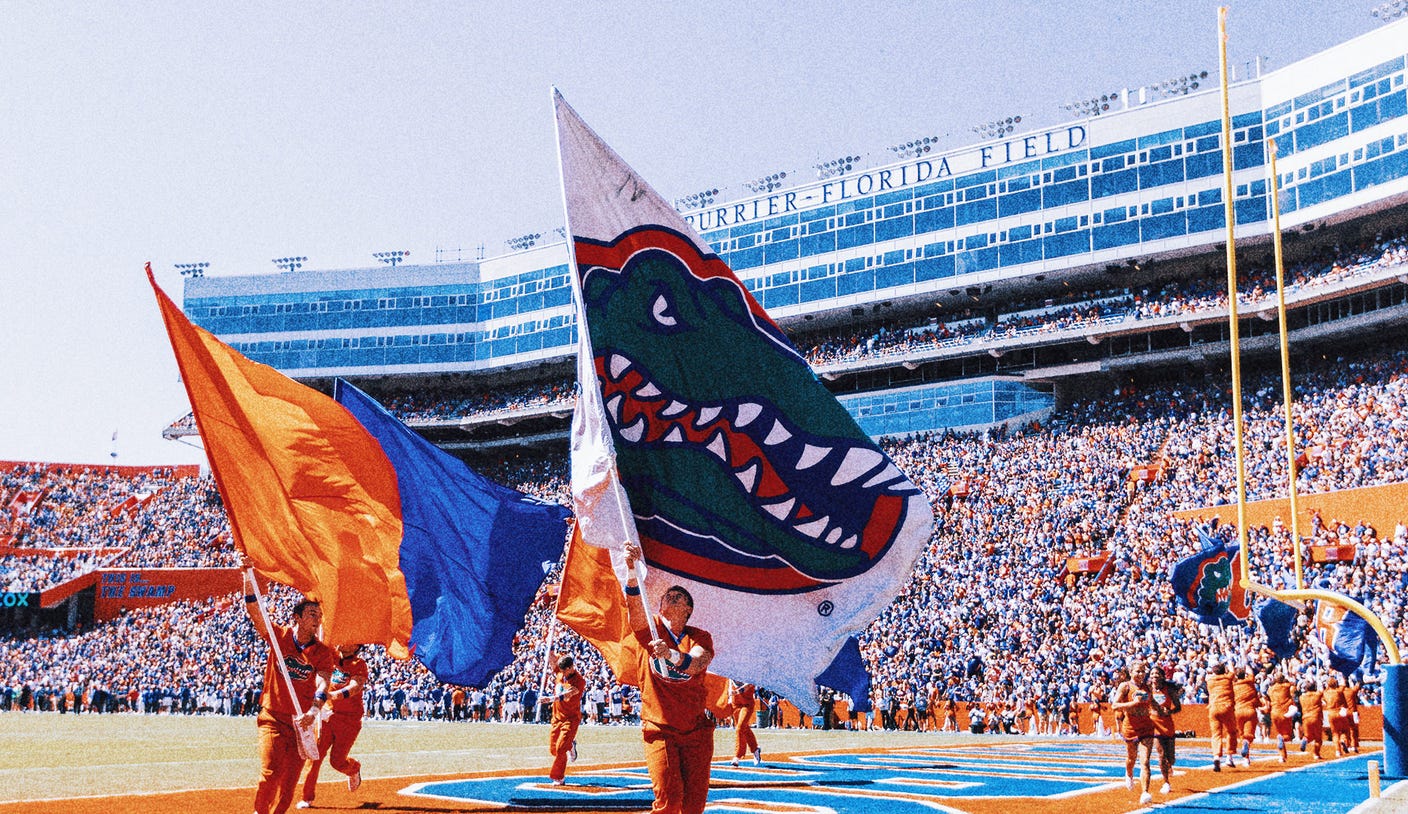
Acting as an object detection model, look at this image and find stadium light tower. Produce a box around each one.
[673,187,719,211]
[814,154,859,181]
[272,256,307,273]
[744,171,788,194]
[889,135,943,160]
[174,262,209,278]
[373,250,410,267]
[505,233,542,252]
[1372,0,1408,22]
[970,117,1022,141]
[1061,92,1121,118]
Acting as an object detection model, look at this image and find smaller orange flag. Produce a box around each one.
[554,532,733,718]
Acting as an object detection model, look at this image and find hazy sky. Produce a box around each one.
[0,1,1376,466]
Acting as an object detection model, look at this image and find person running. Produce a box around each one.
[1149,665,1183,796]
[1347,676,1362,753]
[296,644,367,809]
[1323,676,1352,758]
[1205,661,1238,770]
[622,542,715,814]
[241,564,334,814]
[1112,660,1157,806]
[1267,670,1297,763]
[729,682,761,766]
[547,654,585,785]
[1232,666,1263,765]
[1298,679,1325,761]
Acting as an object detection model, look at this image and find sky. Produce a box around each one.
[0,1,1379,467]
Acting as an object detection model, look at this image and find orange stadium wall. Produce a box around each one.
[769,700,1384,741]
[1172,480,1408,540]
[93,568,239,621]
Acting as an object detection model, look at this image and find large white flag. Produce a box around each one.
[553,90,934,709]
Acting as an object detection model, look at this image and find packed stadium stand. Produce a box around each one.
[5,16,1408,730]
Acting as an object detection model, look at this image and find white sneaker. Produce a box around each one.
[729,759,739,767]
[1139,791,1153,804]
[570,740,577,762]
[1126,775,1134,790]
[1160,782,1170,794]
[348,770,361,792]
[754,748,762,765]
[295,803,312,811]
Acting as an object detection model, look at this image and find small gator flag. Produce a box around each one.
[552,91,933,710]
[1169,523,1250,628]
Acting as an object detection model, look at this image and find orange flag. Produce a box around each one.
[148,265,412,653]
[554,530,733,717]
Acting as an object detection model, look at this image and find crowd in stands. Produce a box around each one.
[5,238,1408,732]
[796,228,1408,367]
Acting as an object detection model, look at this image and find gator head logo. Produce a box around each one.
[1184,546,1250,624]
[577,227,922,594]
[284,655,315,682]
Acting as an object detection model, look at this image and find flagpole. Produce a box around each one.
[1216,8,1253,592]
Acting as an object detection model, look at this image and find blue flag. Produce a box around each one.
[1257,598,1299,660]
[335,380,571,686]
[1169,534,1251,628]
[815,636,872,713]
[1318,600,1379,677]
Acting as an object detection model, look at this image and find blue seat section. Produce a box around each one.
[189,53,1408,379]
[839,380,1055,437]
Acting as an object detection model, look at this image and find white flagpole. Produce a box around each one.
[245,567,320,760]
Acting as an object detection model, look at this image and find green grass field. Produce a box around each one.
[0,711,974,804]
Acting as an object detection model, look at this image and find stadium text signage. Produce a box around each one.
[683,125,1087,232]
[2,592,34,607]
[100,571,176,599]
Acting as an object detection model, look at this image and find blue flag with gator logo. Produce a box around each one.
[1317,599,1379,677]
[1169,524,1251,628]
[334,380,571,687]
[555,90,934,710]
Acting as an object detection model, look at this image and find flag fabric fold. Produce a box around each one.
[335,380,571,686]
[149,266,411,651]
[1316,600,1379,677]
[1257,598,1299,660]
[553,91,934,710]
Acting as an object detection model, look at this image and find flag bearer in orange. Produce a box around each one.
[296,645,367,808]
[1205,661,1238,771]
[1298,679,1325,760]
[623,541,715,814]
[729,682,761,766]
[1267,670,1297,763]
[1232,666,1263,764]
[242,564,335,814]
[1323,676,1352,757]
[548,655,586,785]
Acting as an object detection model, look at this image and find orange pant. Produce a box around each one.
[549,718,580,782]
[300,711,363,802]
[255,709,306,814]
[643,720,714,814]
[733,708,758,760]
[1208,706,1237,754]
[1236,710,1258,741]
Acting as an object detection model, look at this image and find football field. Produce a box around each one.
[0,712,1392,813]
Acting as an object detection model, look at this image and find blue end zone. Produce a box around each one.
[1152,753,1377,814]
[403,742,1224,811]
